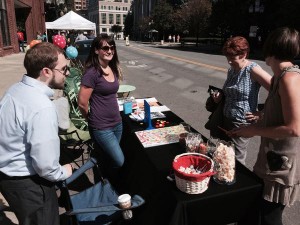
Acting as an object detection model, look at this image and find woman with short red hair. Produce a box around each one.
[211,36,271,165]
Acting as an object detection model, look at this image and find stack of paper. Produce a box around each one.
[135,125,186,148]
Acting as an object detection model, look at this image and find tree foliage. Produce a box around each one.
[150,0,211,40]
[136,0,300,43]
[262,0,300,32]
[111,25,123,36]
[187,0,212,40]
[137,16,151,40]
[151,0,174,39]
[172,4,190,35]
[209,0,250,39]
[208,0,300,44]
[124,11,134,37]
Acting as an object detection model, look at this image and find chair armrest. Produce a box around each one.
[131,195,145,209]
[66,204,120,215]
[66,195,145,215]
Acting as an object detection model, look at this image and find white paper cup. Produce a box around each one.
[118,194,131,209]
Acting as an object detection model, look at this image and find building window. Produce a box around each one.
[124,0,128,2]
[101,13,107,24]
[108,6,113,10]
[102,28,107,32]
[123,14,126,24]
[109,14,114,24]
[116,14,120,24]
[0,0,11,47]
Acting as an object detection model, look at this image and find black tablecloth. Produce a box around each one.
[119,110,263,225]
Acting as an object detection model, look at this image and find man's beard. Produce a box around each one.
[49,76,64,89]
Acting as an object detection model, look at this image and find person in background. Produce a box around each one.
[0,42,73,225]
[75,31,88,42]
[231,27,300,225]
[59,31,68,47]
[78,34,123,187]
[67,30,76,46]
[17,29,25,52]
[176,34,180,43]
[42,31,48,42]
[211,36,271,165]
[168,34,172,43]
[36,31,43,41]
[87,30,96,39]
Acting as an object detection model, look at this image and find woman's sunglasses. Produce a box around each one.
[100,46,115,52]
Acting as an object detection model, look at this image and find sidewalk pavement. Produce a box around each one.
[0,53,25,224]
[0,53,25,97]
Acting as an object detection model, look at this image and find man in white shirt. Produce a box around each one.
[75,31,88,42]
[0,42,73,225]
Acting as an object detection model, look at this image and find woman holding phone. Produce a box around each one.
[212,36,271,165]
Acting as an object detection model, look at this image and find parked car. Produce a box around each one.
[74,39,93,64]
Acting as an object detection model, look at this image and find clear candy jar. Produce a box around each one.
[185,133,202,153]
[178,122,191,148]
[212,141,236,185]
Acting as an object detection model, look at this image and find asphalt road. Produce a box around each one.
[116,40,300,225]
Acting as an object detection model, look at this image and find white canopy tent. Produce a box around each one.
[45,11,96,33]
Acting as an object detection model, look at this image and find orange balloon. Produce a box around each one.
[29,39,42,48]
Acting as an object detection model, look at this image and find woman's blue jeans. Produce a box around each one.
[90,122,124,168]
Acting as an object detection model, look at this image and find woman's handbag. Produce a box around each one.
[205,85,223,113]
[205,99,224,135]
[204,86,226,139]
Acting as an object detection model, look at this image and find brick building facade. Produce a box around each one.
[0,0,45,57]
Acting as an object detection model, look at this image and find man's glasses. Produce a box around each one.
[100,45,115,52]
[52,65,70,76]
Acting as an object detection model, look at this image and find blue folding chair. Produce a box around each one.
[59,158,145,225]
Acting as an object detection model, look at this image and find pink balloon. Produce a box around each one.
[52,35,66,49]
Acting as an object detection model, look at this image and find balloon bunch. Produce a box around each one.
[52,34,78,59]
[25,34,79,60]
[65,46,78,59]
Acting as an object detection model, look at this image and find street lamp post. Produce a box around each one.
[148,20,154,42]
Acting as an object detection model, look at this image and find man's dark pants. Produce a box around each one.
[0,173,59,225]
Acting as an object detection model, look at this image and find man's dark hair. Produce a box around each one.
[24,42,64,79]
